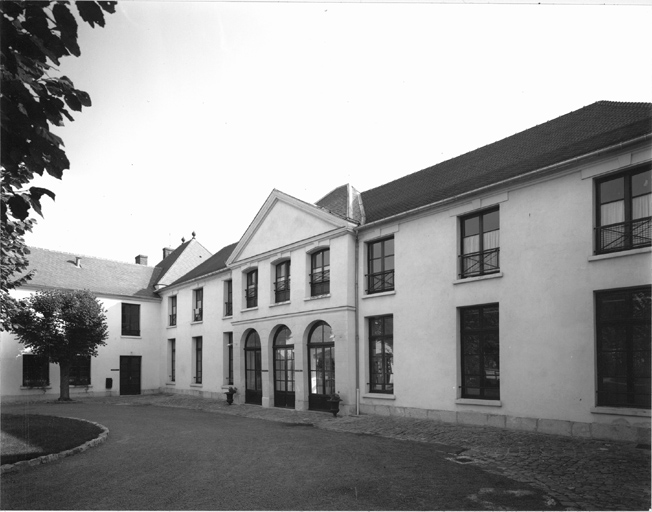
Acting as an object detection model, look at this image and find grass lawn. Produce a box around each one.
[1,413,103,465]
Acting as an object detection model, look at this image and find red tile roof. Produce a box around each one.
[361,101,652,223]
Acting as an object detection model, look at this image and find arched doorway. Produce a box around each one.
[244,330,262,405]
[273,325,295,408]
[307,321,335,412]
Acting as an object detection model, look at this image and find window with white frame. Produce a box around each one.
[275,260,290,303]
[310,249,330,296]
[595,166,651,254]
[224,280,233,316]
[121,303,140,336]
[367,238,395,294]
[69,356,91,386]
[245,269,258,308]
[595,286,650,408]
[460,208,500,279]
[169,296,177,326]
[369,315,393,393]
[22,355,49,388]
[460,303,500,399]
[193,336,203,384]
[193,288,203,322]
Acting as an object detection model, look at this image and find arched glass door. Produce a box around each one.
[273,326,295,408]
[244,330,262,405]
[308,321,335,411]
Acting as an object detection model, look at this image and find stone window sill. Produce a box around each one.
[121,335,142,339]
[270,301,290,308]
[453,272,503,285]
[362,393,395,400]
[190,320,203,325]
[456,398,502,407]
[241,307,259,313]
[165,382,176,386]
[167,325,177,329]
[362,290,396,300]
[190,384,203,388]
[590,406,650,418]
[588,246,651,262]
[304,294,331,302]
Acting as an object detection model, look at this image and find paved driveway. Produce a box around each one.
[1,401,560,511]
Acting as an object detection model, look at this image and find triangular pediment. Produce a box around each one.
[228,190,354,265]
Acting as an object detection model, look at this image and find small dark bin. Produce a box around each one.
[106,378,113,389]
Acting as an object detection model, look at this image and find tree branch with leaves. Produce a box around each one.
[1,1,115,329]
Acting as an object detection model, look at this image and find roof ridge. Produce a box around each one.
[27,246,149,267]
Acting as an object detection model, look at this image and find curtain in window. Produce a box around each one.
[633,195,652,220]
[601,201,625,225]
[463,235,479,254]
[484,230,499,249]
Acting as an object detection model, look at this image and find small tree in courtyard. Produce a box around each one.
[10,289,108,401]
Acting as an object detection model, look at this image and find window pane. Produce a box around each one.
[483,306,499,328]
[461,308,481,330]
[384,316,393,334]
[632,195,652,220]
[385,255,395,271]
[632,170,651,197]
[462,334,480,355]
[463,235,480,255]
[601,201,625,225]
[599,294,628,320]
[632,291,651,319]
[483,210,499,232]
[371,318,384,336]
[598,325,627,351]
[600,177,624,204]
[323,249,330,266]
[384,238,394,256]
[464,355,480,375]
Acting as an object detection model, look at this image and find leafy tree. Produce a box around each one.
[10,289,109,401]
[1,1,115,330]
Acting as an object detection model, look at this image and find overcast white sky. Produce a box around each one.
[25,0,652,264]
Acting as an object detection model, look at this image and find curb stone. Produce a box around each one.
[1,416,109,474]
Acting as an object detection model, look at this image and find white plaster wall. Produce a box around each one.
[357,149,651,430]
[1,288,162,400]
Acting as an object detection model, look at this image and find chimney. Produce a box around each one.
[75,257,82,268]
[135,255,148,266]
[162,247,174,259]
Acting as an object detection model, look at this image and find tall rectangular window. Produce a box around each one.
[193,289,203,322]
[226,332,234,386]
[169,296,177,326]
[460,304,500,399]
[224,280,233,316]
[596,287,650,408]
[169,339,176,382]
[246,269,258,308]
[369,315,393,393]
[121,303,140,336]
[596,166,651,253]
[310,249,330,296]
[69,356,91,386]
[275,261,291,303]
[194,336,203,384]
[460,208,500,278]
[22,355,50,387]
[367,237,395,294]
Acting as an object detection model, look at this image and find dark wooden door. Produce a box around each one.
[308,344,334,411]
[120,356,141,395]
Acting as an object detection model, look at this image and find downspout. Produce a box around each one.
[354,233,360,415]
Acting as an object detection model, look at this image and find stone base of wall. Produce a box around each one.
[162,386,230,402]
[358,403,651,444]
[2,388,159,403]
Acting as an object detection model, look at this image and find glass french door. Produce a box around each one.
[244,330,262,405]
[273,326,295,408]
[308,322,335,411]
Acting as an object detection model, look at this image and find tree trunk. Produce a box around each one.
[59,361,72,401]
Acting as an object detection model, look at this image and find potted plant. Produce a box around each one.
[225,386,237,405]
[326,391,342,417]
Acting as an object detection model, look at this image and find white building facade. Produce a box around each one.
[2,101,650,443]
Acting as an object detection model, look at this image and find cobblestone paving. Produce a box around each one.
[75,393,650,511]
